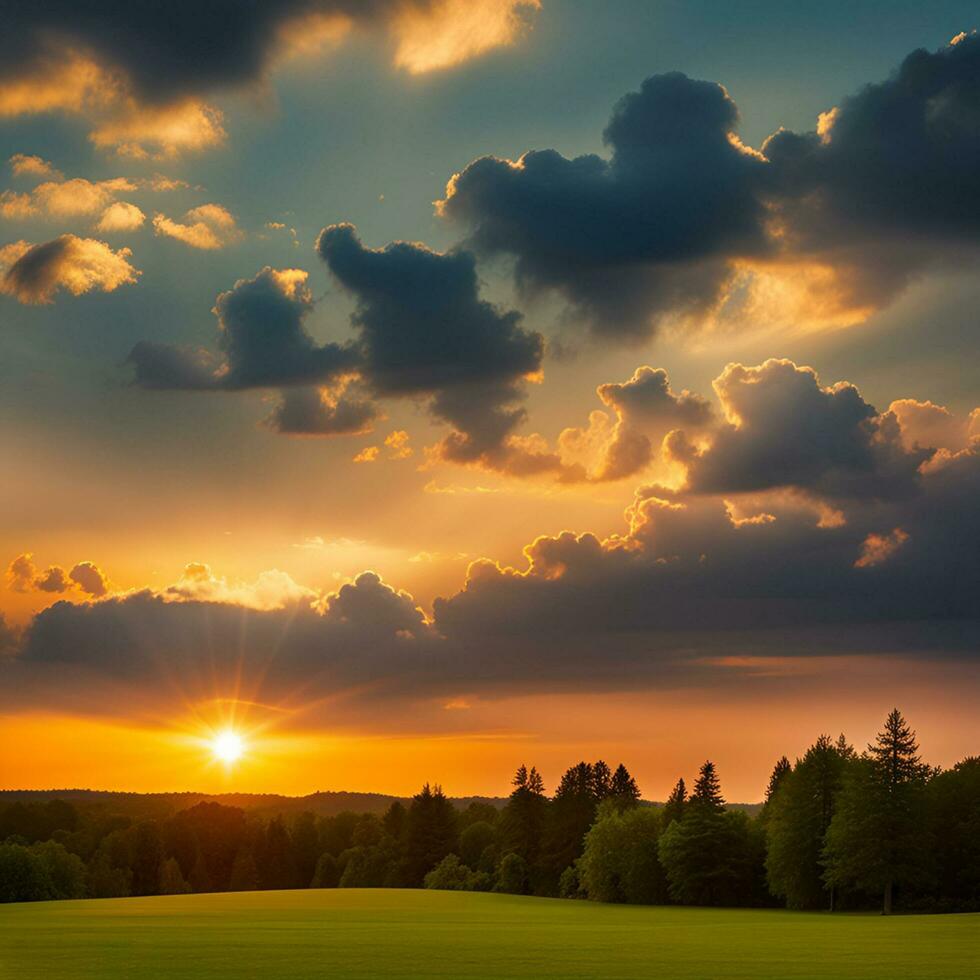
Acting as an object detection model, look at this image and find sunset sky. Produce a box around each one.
[1,1,978,802]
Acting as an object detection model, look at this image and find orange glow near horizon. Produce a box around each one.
[3,665,978,803]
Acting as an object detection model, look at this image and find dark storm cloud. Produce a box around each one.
[318,223,581,476]
[266,385,379,436]
[128,267,358,391]
[0,1,470,107]
[665,359,928,502]
[434,442,980,645]
[759,32,980,309]
[439,35,980,337]
[5,434,977,715]
[439,71,767,337]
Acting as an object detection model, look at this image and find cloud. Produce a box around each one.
[318,223,581,478]
[0,235,139,304]
[761,34,980,302]
[438,71,767,338]
[68,561,109,597]
[4,428,978,715]
[95,201,146,233]
[165,562,314,611]
[559,367,714,481]
[4,569,441,716]
[663,359,928,502]
[0,2,539,157]
[6,553,38,592]
[6,553,111,597]
[9,154,61,180]
[0,176,137,220]
[391,0,540,74]
[439,35,980,339]
[265,383,378,436]
[152,204,241,249]
[129,266,358,390]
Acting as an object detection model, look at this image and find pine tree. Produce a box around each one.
[691,761,725,811]
[824,709,933,914]
[402,784,458,886]
[765,735,852,909]
[663,778,687,826]
[609,764,641,809]
[658,763,747,906]
[499,765,548,873]
[591,761,613,799]
[765,757,792,803]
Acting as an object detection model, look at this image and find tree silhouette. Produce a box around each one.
[824,709,932,914]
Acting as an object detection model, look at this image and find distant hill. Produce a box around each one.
[0,788,762,818]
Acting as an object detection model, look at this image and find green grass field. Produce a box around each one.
[1,889,976,980]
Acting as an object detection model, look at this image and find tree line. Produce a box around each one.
[1,710,977,913]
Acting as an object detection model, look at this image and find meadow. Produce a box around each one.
[1,889,977,980]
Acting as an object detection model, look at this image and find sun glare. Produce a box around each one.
[211,730,245,764]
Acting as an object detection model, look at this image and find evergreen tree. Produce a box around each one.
[543,762,599,889]
[658,762,747,905]
[765,735,851,909]
[765,757,792,803]
[824,709,933,914]
[402,784,458,886]
[609,764,641,810]
[591,760,613,800]
[498,764,548,871]
[382,801,408,840]
[663,778,687,826]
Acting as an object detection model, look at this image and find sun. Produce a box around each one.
[211,730,245,764]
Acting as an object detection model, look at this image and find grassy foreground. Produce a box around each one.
[1,889,977,980]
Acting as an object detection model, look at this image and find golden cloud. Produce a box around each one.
[95,201,146,233]
[152,204,241,250]
[0,235,140,304]
[392,0,540,74]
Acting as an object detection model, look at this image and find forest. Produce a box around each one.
[2,710,977,914]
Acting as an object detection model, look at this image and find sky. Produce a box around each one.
[1,1,978,802]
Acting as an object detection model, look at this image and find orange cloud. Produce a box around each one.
[0,176,137,220]
[854,528,910,569]
[90,99,227,159]
[0,235,140,304]
[384,430,414,459]
[95,201,146,233]
[392,0,540,73]
[152,204,241,250]
[8,154,61,180]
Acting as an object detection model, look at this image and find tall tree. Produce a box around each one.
[766,735,852,909]
[609,764,641,810]
[765,757,792,804]
[543,762,599,888]
[658,762,747,906]
[663,778,687,826]
[402,784,458,886]
[498,764,548,871]
[824,709,932,914]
